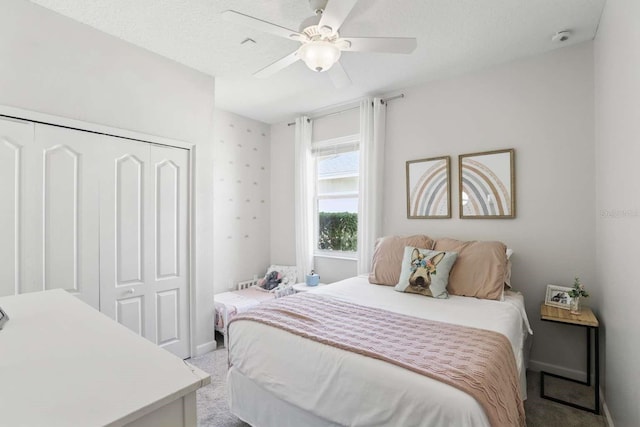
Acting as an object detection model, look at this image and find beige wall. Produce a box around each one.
[594,0,640,424]
[270,107,361,282]
[0,0,217,354]
[382,42,596,375]
[271,43,598,376]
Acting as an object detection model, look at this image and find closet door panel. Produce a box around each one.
[0,117,32,297]
[116,155,144,285]
[116,296,144,336]
[156,289,179,345]
[43,145,80,292]
[101,141,190,358]
[156,160,179,279]
[99,139,152,340]
[33,124,100,308]
[150,145,189,358]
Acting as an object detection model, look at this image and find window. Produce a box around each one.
[313,136,359,257]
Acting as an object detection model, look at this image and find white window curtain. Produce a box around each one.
[357,98,387,275]
[294,116,314,282]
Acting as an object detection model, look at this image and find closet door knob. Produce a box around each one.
[128,288,135,294]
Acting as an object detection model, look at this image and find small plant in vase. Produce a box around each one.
[568,277,589,314]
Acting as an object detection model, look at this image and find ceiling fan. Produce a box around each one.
[222,0,417,88]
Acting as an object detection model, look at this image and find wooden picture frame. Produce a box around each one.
[544,285,574,310]
[406,156,451,219]
[459,148,515,219]
[0,306,8,330]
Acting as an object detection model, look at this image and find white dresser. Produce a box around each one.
[0,289,210,427]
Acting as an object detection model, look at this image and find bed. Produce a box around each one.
[227,275,532,427]
[214,265,297,347]
[227,236,532,426]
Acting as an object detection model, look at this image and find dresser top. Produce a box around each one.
[0,289,209,426]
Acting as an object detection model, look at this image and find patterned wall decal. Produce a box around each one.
[406,156,451,219]
[213,110,271,293]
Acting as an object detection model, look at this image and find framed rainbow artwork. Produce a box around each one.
[459,149,515,219]
[406,156,451,219]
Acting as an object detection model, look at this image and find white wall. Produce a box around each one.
[213,110,271,293]
[271,43,597,375]
[312,107,360,141]
[383,43,596,374]
[270,122,297,266]
[270,107,361,282]
[594,0,640,425]
[0,0,217,354]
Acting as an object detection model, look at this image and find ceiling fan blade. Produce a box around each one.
[342,37,417,54]
[318,0,359,33]
[222,10,300,40]
[328,61,352,88]
[254,51,300,78]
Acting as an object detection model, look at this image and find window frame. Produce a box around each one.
[312,134,360,260]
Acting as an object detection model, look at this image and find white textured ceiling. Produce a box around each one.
[31,0,605,124]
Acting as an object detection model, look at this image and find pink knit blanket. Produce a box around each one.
[230,293,526,427]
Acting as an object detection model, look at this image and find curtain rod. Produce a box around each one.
[286,93,404,126]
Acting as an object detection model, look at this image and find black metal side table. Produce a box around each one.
[539,304,600,414]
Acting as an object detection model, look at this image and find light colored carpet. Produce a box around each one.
[189,348,607,427]
[189,347,249,427]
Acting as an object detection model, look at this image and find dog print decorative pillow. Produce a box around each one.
[394,247,458,298]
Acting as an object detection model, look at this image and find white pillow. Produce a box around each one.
[266,265,297,285]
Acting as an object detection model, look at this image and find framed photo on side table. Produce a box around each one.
[544,284,574,310]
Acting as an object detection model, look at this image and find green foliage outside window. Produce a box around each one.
[318,212,357,251]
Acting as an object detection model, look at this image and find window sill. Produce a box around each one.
[314,252,358,261]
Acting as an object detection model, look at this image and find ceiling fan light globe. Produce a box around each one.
[299,41,341,73]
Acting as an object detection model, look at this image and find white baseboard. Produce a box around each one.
[530,359,613,423]
[528,359,593,383]
[602,397,615,427]
[195,340,217,356]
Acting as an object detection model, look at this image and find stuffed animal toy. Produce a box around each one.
[259,270,282,291]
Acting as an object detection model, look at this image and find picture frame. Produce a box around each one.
[459,148,515,219]
[0,306,9,330]
[406,156,451,219]
[544,285,574,310]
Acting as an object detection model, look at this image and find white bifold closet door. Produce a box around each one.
[99,140,190,358]
[0,117,32,297]
[0,119,101,306]
[33,125,102,308]
[0,116,190,359]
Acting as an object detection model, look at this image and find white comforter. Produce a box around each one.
[228,276,532,427]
